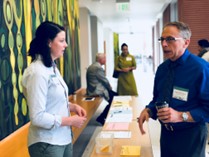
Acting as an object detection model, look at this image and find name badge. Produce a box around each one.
[172,86,189,101]
[51,76,60,84]
[126,57,132,61]
[50,74,56,78]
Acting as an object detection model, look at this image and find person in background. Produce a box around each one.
[22,21,87,157]
[115,43,138,95]
[138,21,209,157]
[86,53,118,125]
[197,39,209,57]
[197,39,209,145]
[198,39,209,62]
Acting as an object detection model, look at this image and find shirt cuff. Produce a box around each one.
[53,115,62,129]
[190,110,202,122]
[146,105,157,120]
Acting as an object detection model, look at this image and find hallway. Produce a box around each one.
[73,59,158,156]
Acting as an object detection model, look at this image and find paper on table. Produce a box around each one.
[109,107,132,114]
[113,96,132,102]
[112,101,130,107]
[101,131,131,139]
[120,145,141,156]
[104,122,129,131]
[106,113,133,123]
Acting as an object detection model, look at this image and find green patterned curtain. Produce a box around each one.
[0,0,81,140]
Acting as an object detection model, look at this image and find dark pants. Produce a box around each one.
[28,142,73,157]
[96,90,118,125]
[160,123,207,157]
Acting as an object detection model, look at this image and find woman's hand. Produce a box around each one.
[62,115,87,128]
[68,115,87,128]
[70,103,87,117]
[122,67,131,72]
[75,105,87,117]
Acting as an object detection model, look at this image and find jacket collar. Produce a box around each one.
[169,49,190,66]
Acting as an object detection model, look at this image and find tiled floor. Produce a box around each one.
[74,60,209,157]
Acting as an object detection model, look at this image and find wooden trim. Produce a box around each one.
[0,123,30,157]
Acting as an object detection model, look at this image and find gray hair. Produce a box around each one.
[163,21,192,39]
[96,53,105,61]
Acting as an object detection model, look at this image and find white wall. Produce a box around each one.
[97,20,104,53]
[90,16,98,62]
[104,28,114,78]
[79,7,92,87]
[153,16,164,72]
[119,32,153,57]
[91,16,104,62]
[159,17,164,64]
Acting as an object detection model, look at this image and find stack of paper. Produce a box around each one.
[109,107,132,114]
[106,113,133,123]
[104,122,129,131]
[112,96,132,108]
[104,96,134,139]
[113,96,132,102]
[112,101,130,107]
[106,105,133,123]
[120,145,141,157]
[101,131,131,139]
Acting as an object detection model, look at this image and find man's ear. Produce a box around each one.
[184,39,190,48]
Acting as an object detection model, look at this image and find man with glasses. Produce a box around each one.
[138,21,209,157]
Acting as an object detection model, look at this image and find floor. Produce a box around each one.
[73,59,209,157]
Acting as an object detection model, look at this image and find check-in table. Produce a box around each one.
[90,96,153,157]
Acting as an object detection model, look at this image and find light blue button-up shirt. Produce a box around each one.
[22,57,72,146]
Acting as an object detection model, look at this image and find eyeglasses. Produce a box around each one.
[158,37,183,43]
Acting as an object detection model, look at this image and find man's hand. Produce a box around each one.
[157,107,194,123]
[157,107,181,123]
[138,108,150,134]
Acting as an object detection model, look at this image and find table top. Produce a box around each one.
[90,96,153,157]
[69,89,103,143]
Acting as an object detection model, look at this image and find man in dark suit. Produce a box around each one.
[86,53,117,125]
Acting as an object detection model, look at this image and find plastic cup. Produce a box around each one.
[95,132,113,154]
[155,101,169,110]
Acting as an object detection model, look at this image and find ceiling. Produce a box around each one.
[78,0,171,34]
